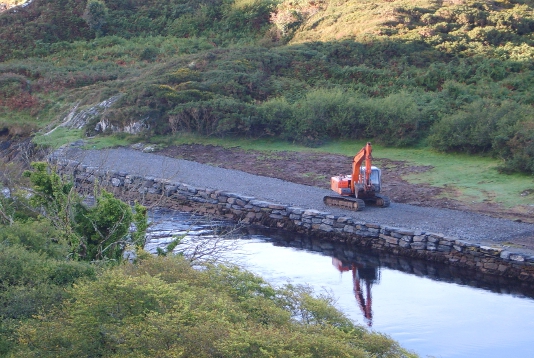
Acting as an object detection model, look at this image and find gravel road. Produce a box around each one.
[60,147,534,251]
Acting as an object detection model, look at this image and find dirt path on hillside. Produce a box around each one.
[158,144,534,227]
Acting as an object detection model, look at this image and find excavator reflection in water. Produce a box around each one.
[332,257,380,327]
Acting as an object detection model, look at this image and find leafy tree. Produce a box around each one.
[74,189,133,261]
[23,162,147,262]
[82,0,109,37]
[23,162,81,251]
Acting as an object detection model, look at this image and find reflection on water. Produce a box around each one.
[332,257,377,327]
[147,209,534,358]
[247,224,534,300]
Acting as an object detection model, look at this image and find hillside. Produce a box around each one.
[0,0,534,174]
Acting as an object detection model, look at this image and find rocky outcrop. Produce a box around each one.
[45,95,148,136]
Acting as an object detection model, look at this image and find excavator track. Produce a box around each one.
[323,196,366,211]
[323,194,391,211]
[375,194,391,208]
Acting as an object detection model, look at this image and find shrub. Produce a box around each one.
[287,88,354,144]
[361,91,429,147]
[254,97,294,136]
[138,45,159,61]
[429,99,501,153]
[429,100,534,174]
[83,0,109,37]
[0,220,67,259]
[273,89,428,147]
[0,243,95,316]
[168,97,257,136]
[0,73,30,98]
[23,162,147,261]
[11,255,411,357]
[492,106,534,174]
[0,242,95,355]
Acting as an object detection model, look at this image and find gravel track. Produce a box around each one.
[61,147,534,251]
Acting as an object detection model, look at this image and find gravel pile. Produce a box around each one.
[61,147,534,247]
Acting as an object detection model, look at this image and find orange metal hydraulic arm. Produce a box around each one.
[351,142,373,194]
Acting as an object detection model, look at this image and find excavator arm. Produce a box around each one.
[351,142,373,194]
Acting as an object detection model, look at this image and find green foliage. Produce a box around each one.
[1,0,534,173]
[0,220,67,259]
[0,242,95,355]
[428,100,534,173]
[276,283,354,328]
[23,162,80,250]
[75,190,133,261]
[0,0,92,61]
[0,0,274,61]
[82,0,109,37]
[254,89,430,146]
[138,45,160,61]
[155,235,183,257]
[10,255,412,357]
[23,162,148,261]
[0,73,29,98]
[131,202,148,249]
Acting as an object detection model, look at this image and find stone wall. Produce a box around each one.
[53,158,534,282]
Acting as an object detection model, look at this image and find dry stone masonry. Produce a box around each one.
[52,157,534,283]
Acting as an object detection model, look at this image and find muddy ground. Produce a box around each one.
[158,144,534,226]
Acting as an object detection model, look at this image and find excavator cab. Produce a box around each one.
[359,166,381,193]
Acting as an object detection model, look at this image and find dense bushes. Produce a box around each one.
[255,89,428,146]
[0,220,66,258]
[23,162,148,261]
[71,39,532,173]
[10,254,412,357]
[0,236,95,355]
[0,0,91,61]
[429,100,534,173]
[0,164,147,355]
[0,0,275,61]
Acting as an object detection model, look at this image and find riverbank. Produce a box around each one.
[147,209,534,358]
[50,145,534,282]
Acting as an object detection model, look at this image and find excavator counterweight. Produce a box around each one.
[323,142,390,211]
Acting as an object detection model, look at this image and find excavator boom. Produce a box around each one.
[350,142,373,194]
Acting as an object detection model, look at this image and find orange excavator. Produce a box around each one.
[323,142,390,211]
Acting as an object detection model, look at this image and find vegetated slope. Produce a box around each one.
[0,198,410,357]
[1,0,534,174]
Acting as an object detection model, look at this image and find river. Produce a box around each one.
[145,208,534,358]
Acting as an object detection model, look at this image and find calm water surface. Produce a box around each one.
[147,209,534,358]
